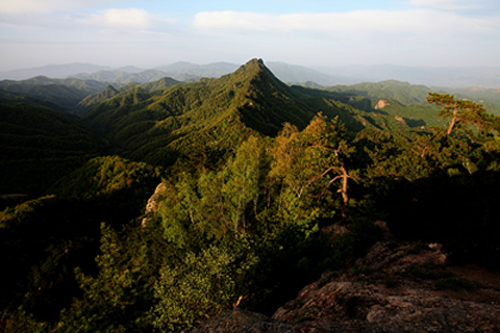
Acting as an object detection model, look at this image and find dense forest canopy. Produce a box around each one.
[1,59,500,332]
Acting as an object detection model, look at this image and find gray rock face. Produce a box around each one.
[183,307,402,333]
[186,238,500,333]
[274,240,500,333]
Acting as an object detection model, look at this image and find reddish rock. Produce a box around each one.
[185,238,500,333]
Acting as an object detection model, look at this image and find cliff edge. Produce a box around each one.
[185,231,500,332]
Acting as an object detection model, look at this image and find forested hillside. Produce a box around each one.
[0,103,107,194]
[83,59,448,170]
[0,77,110,111]
[1,59,500,332]
[71,69,172,85]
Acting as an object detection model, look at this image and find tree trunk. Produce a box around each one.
[339,166,349,219]
[447,108,458,136]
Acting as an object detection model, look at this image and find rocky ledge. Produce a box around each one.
[185,235,500,333]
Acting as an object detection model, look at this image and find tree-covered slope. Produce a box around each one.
[0,76,110,110]
[76,85,121,111]
[0,88,65,111]
[84,59,307,166]
[0,156,162,326]
[84,59,452,170]
[321,80,500,125]
[83,59,386,168]
[325,80,431,105]
[71,69,176,85]
[289,81,447,130]
[0,103,107,194]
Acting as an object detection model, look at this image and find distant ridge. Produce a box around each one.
[155,61,239,79]
[0,76,110,110]
[316,64,500,89]
[0,63,112,80]
[2,60,500,89]
[72,69,173,85]
[267,61,349,86]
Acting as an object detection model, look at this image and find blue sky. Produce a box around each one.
[1,0,499,71]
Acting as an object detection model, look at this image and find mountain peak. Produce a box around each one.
[240,58,266,72]
[246,58,264,65]
[230,58,279,84]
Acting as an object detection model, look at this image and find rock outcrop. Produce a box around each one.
[274,240,500,332]
[185,236,500,333]
[141,182,167,227]
[394,115,407,127]
[374,99,390,109]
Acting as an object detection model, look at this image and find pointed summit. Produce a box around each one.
[242,58,265,68]
[236,58,274,76]
[219,58,315,135]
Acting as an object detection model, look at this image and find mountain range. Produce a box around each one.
[2,60,500,89]
[0,58,428,193]
[1,57,499,202]
[0,58,451,194]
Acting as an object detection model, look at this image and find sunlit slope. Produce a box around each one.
[85,59,441,167]
[84,59,317,166]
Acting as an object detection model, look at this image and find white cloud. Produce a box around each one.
[0,0,106,14]
[194,11,277,32]
[104,8,152,29]
[194,9,497,35]
[78,8,159,30]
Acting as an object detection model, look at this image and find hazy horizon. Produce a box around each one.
[3,60,500,73]
[1,0,500,72]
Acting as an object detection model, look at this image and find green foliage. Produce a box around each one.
[223,136,265,235]
[362,95,500,266]
[83,63,267,168]
[56,223,159,332]
[0,76,110,110]
[0,103,106,193]
[0,307,51,333]
[427,92,500,138]
[76,85,120,111]
[269,114,358,219]
[152,121,380,317]
[73,69,180,87]
[0,88,65,111]
[438,87,500,115]
[158,136,267,245]
[0,196,102,323]
[152,243,258,332]
[50,155,162,200]
[326,80,432,105]
[0,156,162,330]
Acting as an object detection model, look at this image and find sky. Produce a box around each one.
[1,0,499,71]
